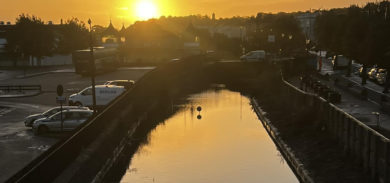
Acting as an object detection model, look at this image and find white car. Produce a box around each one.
[104,80,135,90]
[24,106,89,127]
[32,109,93,135]
[240,50,266,61]
[68,85,125,107]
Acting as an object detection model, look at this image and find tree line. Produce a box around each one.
[314,1,390,85]
[5,14,90,66]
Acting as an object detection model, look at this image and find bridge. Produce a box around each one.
[6,56,390,183]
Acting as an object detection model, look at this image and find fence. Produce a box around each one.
[283,77,390,183]
[335,75,390,113]
[0,85,41,93]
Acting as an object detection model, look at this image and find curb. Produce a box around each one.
[16,70,75,79]
[0,91,42,98]
[251,98,315,183]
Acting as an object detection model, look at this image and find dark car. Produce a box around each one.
[104,80,135,90]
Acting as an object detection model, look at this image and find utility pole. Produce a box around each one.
[88,19,97,114]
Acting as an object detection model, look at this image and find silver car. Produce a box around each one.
[24,106,89,127]
[32,109,93,135]
[376,69,387,85]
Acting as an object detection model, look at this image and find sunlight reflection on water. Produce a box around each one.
[120,89,298,183]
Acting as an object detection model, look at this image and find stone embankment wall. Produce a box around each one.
[284,77,390,183]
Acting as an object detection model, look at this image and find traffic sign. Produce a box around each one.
[56,96,66,104]
[57,85,64,96]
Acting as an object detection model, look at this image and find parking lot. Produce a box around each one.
[0,66,153,182]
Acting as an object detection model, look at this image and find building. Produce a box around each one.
[295,12,318,41]
[101,20,120,48]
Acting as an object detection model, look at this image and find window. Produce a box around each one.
[82,88,92,95]
[64,112,81,120]
[51,113,62,121]
[43,108,60,116]
[80,112,92,119]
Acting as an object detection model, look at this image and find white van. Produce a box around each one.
[68,85,125,107]
[240,50,266,61]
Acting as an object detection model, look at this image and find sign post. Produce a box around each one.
[56,85,65,132]
[88,19,97,115]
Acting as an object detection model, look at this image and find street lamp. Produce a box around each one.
[88,19,97,114]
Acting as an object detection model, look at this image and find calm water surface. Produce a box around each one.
[120,90,298,183]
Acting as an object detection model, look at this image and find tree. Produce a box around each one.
[6,14,55,66]
[56,18,89,54]
[314,3,390,85]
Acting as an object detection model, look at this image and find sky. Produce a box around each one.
[0,0,376,27]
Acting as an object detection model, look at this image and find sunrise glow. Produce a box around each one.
[134,0,159,20]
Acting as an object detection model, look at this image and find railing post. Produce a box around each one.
[349,119,355,157]
[343,116,350,154]
[337,110,343,141]
[363,129,371,172]
[370,134,378,181]
[383,141,389,183]
[354,124,362,163]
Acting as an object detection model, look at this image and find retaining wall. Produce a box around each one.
[283,78,390,183]
[335,75,390,113]
[251,99,314,183]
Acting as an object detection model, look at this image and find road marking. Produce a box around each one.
[0,108,15,116]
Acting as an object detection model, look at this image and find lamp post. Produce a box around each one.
[88,19,97,114]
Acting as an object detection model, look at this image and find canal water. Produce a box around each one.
[120,89,298,183]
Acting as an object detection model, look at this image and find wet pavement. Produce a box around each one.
[0,66,153,182]
[290,58,390,133]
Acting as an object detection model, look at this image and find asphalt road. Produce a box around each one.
[0,66,153,182]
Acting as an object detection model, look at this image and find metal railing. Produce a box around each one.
[0,85,41,93]
[282,75,390,183]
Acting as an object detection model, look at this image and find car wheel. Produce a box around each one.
[74,102,82,106]
[37,125,49,135]
[29,119,36,127]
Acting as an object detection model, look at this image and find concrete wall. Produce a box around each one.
[6,56,207,183]
[283,78,390,183]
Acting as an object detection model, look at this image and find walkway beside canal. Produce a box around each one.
[288,60,390,136]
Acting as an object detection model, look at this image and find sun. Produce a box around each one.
[135,1,159,20]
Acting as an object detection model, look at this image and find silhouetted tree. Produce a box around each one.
[56,18,89,54]
[6,14,55,66]
[315,2,390,85]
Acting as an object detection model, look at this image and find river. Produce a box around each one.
[119,89,298,183]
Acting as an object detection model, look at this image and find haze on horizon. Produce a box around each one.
[0,0,375,26]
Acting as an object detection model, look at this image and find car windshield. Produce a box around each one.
[81,88,92,95]
[42,108,59,116]
[49,112,62,121]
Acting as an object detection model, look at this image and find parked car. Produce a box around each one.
[331,55,350,70]
[368,67,378,80]
[376,69,387,85]
[32,109,93,135]
[24,106,89,127]
[240,50,266,61]
[68,85,125,107]
[104,80,135,90]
